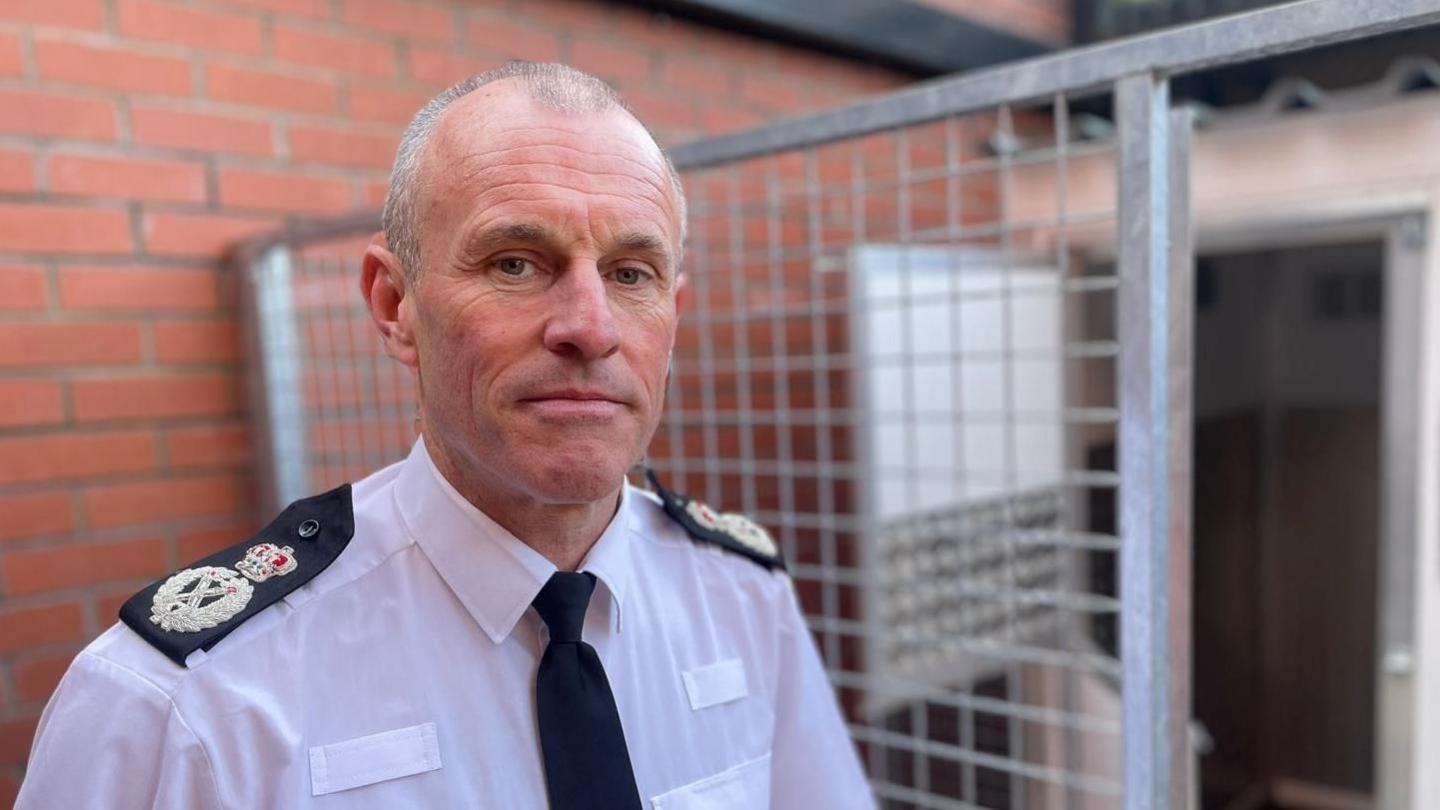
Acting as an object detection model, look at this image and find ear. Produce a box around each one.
[360,233,419,369]
[674,270,688,317]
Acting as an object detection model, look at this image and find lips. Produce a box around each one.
[520,389,626,405]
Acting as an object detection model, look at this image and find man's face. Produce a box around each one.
[402,84,682,505]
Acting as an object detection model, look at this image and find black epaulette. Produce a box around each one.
[645,470,785,572]
[119,484,355,667]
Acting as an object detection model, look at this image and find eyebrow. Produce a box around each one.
[460,222,553,260]
[614,232,673,266]
[460,222,675,269]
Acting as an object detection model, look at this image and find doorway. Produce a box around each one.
[1191,241,1383,810]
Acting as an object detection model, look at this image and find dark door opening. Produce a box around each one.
[1192,241,1382,810]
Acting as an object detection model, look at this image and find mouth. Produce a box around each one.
[518,390,629,420]
[520,389,625,404]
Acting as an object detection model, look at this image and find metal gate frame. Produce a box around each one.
[232,2,1440,806]
[662,2,1440,807]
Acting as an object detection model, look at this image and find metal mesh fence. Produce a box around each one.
[652,101,1125,809]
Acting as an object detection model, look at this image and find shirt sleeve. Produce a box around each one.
[769,578,877,810]
[15,651,223,810]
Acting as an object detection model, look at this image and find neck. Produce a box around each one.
[424,436,621,571]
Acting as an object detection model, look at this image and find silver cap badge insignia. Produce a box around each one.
[150,566,254,633]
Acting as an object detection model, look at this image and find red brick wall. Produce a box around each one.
[0,0,911,799]
[913,0,1071,45]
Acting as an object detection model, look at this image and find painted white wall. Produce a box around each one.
[852,244,1065,521]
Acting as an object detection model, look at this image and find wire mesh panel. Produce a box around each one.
[243,233,420,508]
[647,101,1128,809]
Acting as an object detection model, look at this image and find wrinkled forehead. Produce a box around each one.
[420,81,678,226]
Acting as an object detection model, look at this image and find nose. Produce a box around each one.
[542,264,621,360]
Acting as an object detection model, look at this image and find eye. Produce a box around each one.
[613,266,647,286]
[496,257,533,277]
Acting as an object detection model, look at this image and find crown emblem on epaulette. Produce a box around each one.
[236,543,299,583]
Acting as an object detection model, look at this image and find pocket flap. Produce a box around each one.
[651,752,771,810]
[681,658,748,710]
[309,722,441,796]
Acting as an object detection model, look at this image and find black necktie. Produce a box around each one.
[531,571,643,810]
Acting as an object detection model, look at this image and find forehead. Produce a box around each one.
[420,83,677,244]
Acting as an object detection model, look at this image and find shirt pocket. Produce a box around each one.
[681,658,748,711]
[650,752,772,810]
[308,722,442,796]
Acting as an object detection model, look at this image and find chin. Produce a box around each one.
[516,447,632,504]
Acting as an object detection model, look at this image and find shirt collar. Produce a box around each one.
[394,437,634,643]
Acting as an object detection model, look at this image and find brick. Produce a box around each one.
[0,88,117,142]
[49,153,207,204]
[738,73,807,111]
[83,474,246,528]
[0,776,15,810]
[35,38,193,97]
[154,319,240,363]
[0,203,132,255]
[0,148,36,192]
[273,24,397,78]
[0,31,22,76]
[3,537,168,594]
[218,167,351,215]
[177,522,253,561]
[72,372,238,422]
[512,0,611,34]
[0,323,142,367]
[464,14,561,61]
[142,212,280,258]
[117,0,264,56]
[692,27,774,67]
[132,105,273,157]
[0,264,46,310]
[59,265,219,312]
[343,0,455,42]
[15,652,77,701]
[165,423,249,469]
[215,0,330,18]
[205,63,340,115]
[624,89,695,132]
[0,603,83,653]
[0,430,158,486]
[699,105,766,135]
[362,179,389,206]
[95,588,134,624]
[0,0,106,30]
[0,491,73,542]
[0,379,63,428]
[346,85,430,124]
[612,5,690,45]
[569,36,653,85]
[406,46,497,88]
[661,57,733,96]
[289,125,397,169]
[0,717,38,767]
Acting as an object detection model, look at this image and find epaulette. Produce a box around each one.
[119,484,355,667]
[645,470,785,572]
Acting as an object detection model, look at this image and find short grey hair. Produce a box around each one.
[381,61,687,282]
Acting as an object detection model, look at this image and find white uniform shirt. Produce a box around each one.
[17,438,875,809]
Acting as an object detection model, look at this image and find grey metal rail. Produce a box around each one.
[669,0,1440,168]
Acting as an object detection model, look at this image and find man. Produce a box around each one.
[16,62,873,809]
